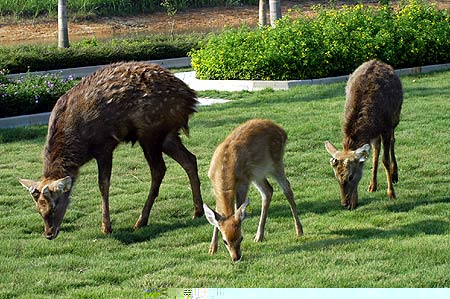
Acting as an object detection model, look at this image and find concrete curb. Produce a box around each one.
[176,72,351,91]
[177,63,450,91]
[0,112,51,129]
[0,98,230,129]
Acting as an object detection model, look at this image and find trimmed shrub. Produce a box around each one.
[190,0,450,80]
[0,33,207,74]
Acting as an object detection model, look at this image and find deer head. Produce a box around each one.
[19,176,72,240]
[203,198,249,262]
[325,141,370,210]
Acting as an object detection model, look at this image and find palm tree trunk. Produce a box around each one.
[58,0,69,48]
[259,0,269,27]
[269,0,282,27]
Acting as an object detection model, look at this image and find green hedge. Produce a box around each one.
[0,33,207,74]
[190,0,450,80]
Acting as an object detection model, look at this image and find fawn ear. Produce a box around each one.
[203,203,222,228]
[19,179,41,202]
[355,144,370,162]
[235,198,250,222]
[325,141,338,158]
[48,176,72,193]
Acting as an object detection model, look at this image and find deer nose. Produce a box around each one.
[44,232,54,240]
[232,254,242,262]
[44,227,59,240]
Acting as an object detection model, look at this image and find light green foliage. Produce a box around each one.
[190,0,450,80]
[0,70,449,296]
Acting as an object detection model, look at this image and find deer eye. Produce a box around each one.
[330,158,338,167]
[223,240,229,246]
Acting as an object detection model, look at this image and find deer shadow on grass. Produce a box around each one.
[385,196,450,213]
[282,196,450,254]
[110,216,206,245]
[246,192,382,220]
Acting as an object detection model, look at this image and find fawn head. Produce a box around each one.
[325,141,370,210]
[19,176,72,240]
[203,198,249,262]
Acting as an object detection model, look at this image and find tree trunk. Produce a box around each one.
[269,0,282,27]
[58,0,69,48]
[259,0,269,27]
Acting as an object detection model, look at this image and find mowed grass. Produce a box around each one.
[0,70,449,297]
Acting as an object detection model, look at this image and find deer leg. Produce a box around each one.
[253,179,273,242]
[96,152,114,234]
[209,226,219,255]
[382,132,396,200]
[134,145,166,229]
[274,168,303,236]
[368,136,381,193]
[390,132,399,183]
[162,133,204,219]
[235,183,249,209]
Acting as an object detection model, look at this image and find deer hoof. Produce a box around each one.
[388,190,396,200]
[209,245,217,255]
[392,174,398,184]
[368,183,377,193]
[133,217,148,230]
[102,224,112,234]
[193,207,205,219]
[254,234,263,242]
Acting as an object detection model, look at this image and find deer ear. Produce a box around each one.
[19,179,41,202]
[48,176,72,193]
[235,198,250,222]
[203,203,221,228]
[355,144,370,162]
[325,141,338,158]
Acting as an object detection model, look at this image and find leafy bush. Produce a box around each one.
[0,33,207,73]
[0,72,78,118]
[190,0,450,80]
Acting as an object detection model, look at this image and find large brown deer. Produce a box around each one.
[19,61,204,239]
[204,119,303,262]
[325,59,403,210]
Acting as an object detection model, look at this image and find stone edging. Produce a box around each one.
[176,63,450,92]
[0,98,230,129]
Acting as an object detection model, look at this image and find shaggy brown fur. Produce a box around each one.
[20,61,204,239]
[325,60,403,209]
[343,59,403,150]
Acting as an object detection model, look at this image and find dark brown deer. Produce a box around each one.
[19,61,204,239]
[325,59,403,210]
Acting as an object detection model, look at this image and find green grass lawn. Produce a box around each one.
[0,70,449,297]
